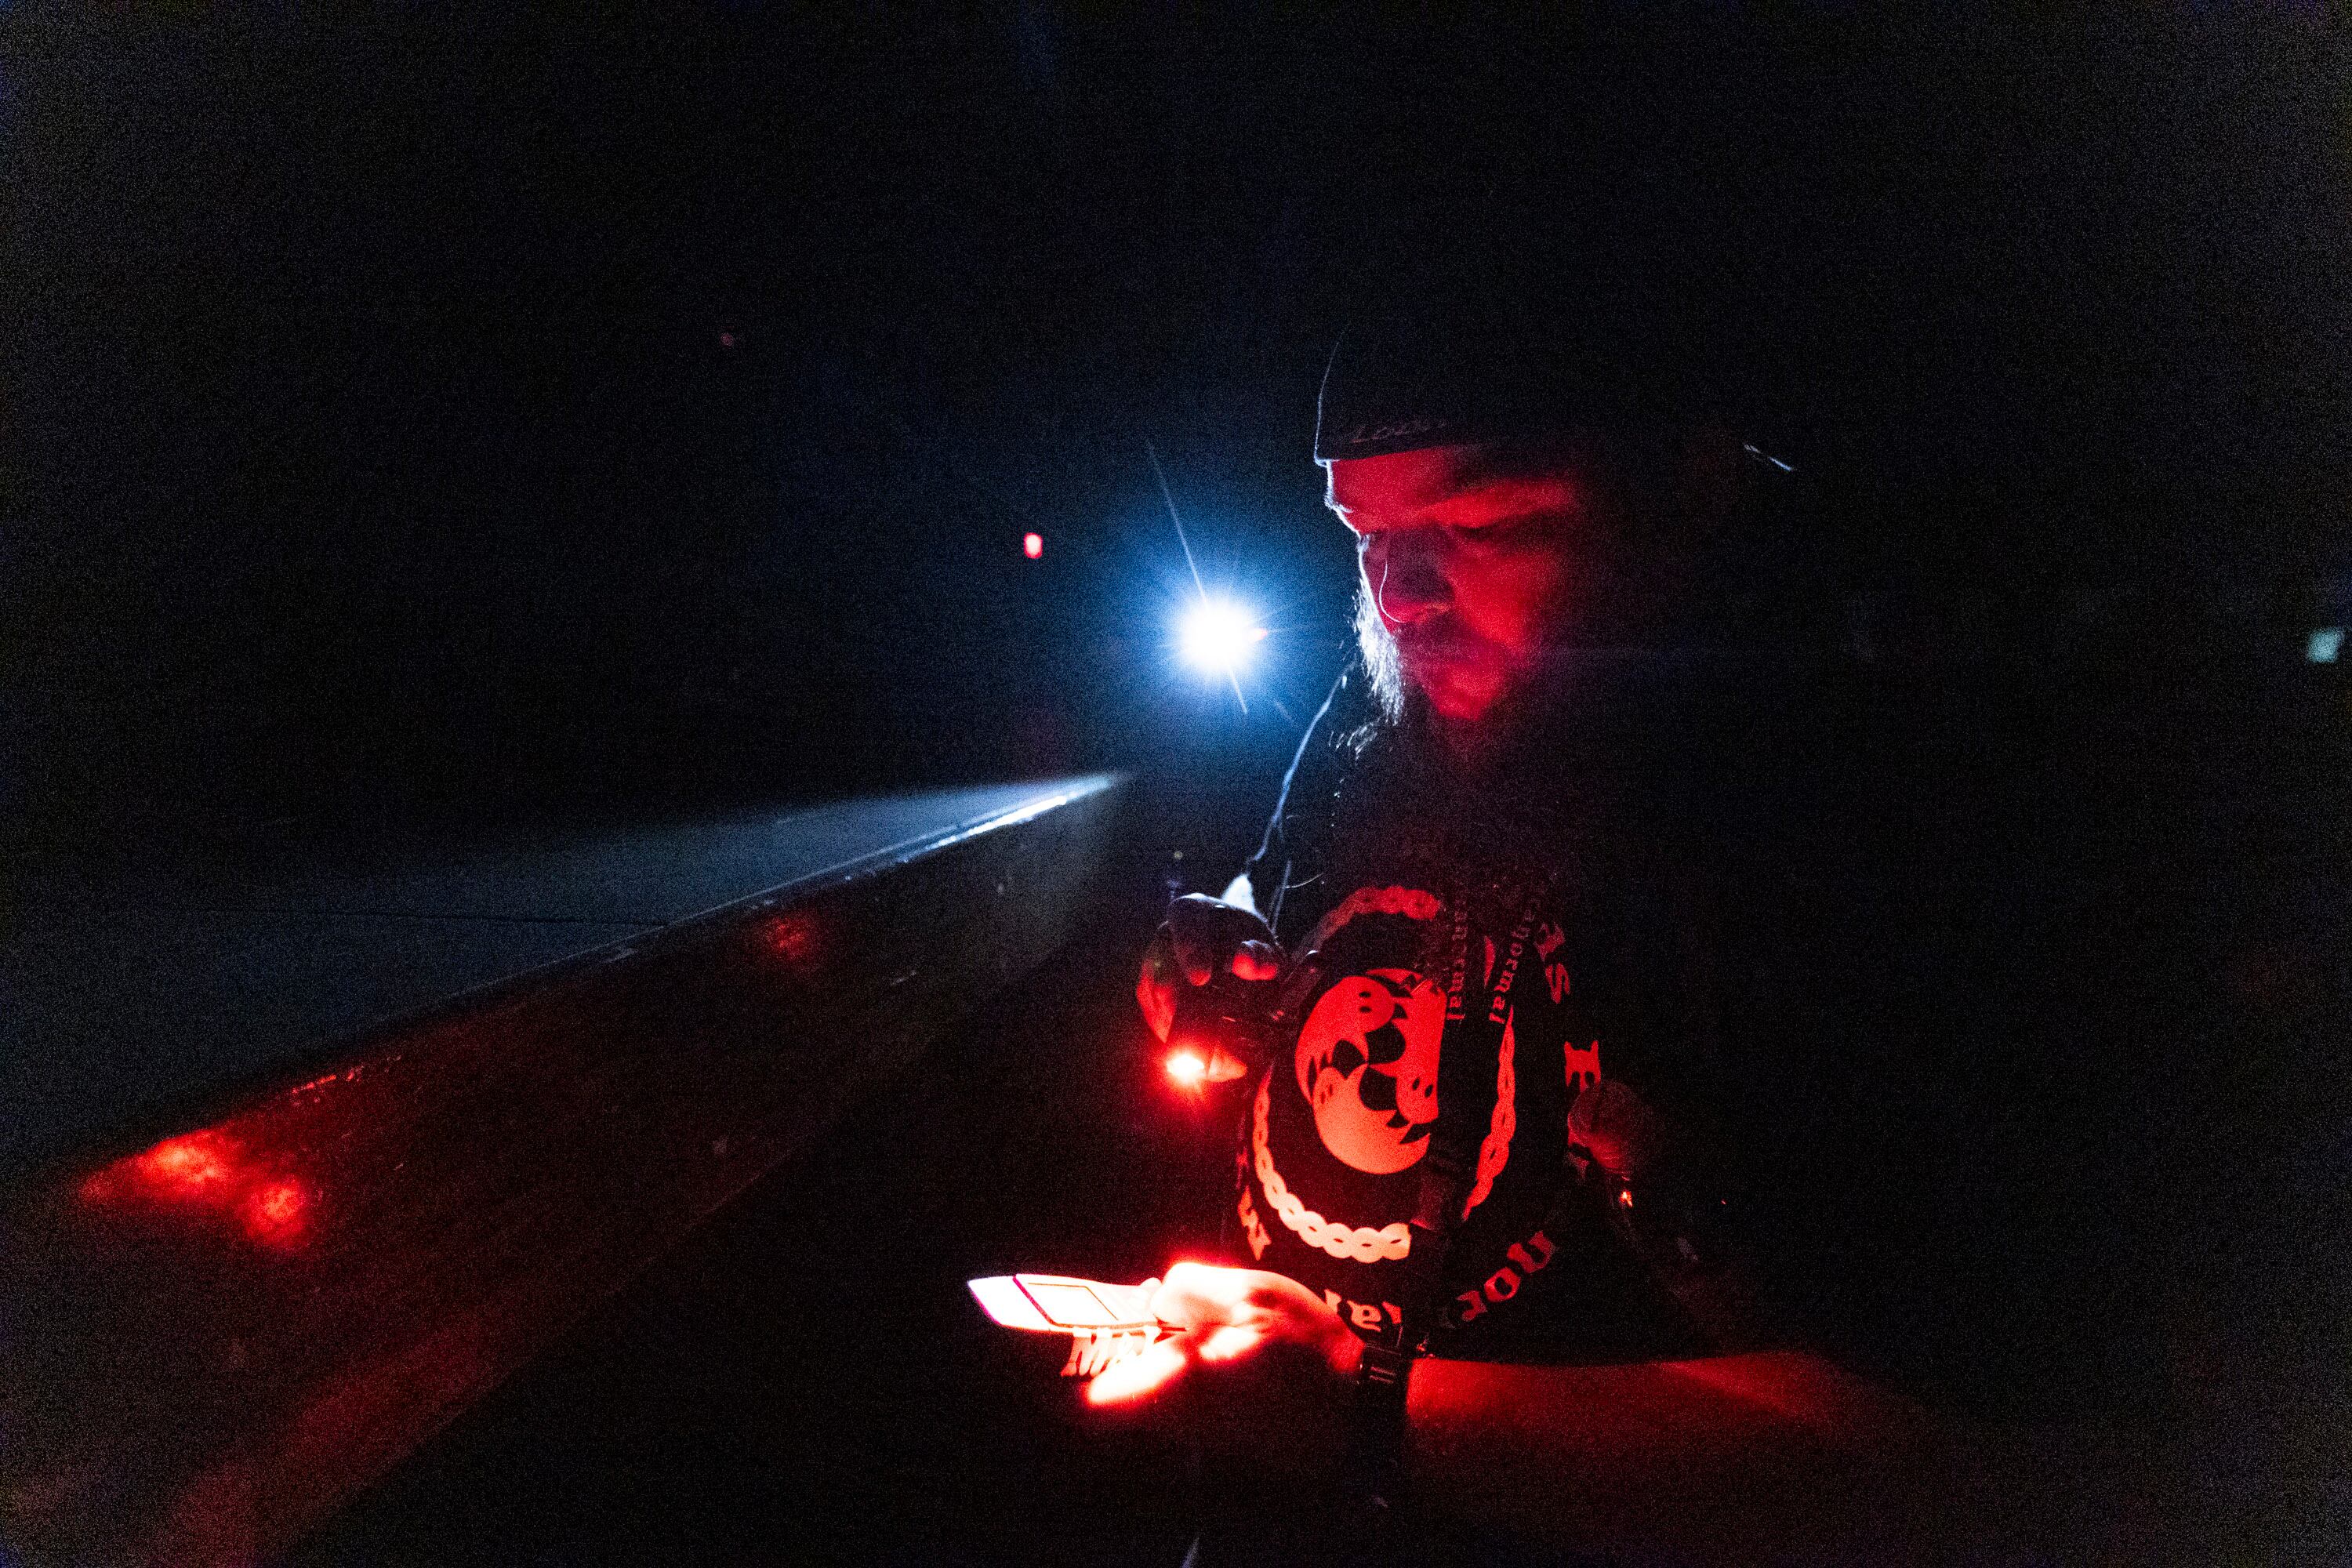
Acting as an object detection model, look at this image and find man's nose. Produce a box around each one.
[1365,530,1450,626]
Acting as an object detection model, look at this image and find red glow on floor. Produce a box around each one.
[77,1169,122,1203]
[78,1132,241,1207]
[79,1128,319,1253]
[288,1064,366,1100]
[132,1132,238,1198]
[1022,532,1044,559]
[762,911,823,967]
[241,1178,313,1248]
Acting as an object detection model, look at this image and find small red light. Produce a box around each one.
[1165,1050,1207,1087]
[1022,532,1043,560]
[763,910,822,966]
[241,1178,311,1248]
[719,331,736,347]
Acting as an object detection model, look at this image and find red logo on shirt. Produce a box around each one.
[1294,968,1446,1174]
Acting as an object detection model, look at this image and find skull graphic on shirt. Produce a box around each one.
[1294,969,1446,1174]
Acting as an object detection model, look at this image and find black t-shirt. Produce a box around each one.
[1229,660,1732,1361]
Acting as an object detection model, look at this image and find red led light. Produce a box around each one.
[762,910,822,967]
[1022,532,1044,559]
[1165,1049,1207,1087]
[719,331,736,347]
[241,1178,312,1248]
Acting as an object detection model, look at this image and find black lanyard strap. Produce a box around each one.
[1339,873,1552,1520]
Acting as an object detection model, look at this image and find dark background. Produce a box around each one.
[10,5,2347,859]
[7,6,2351,1552]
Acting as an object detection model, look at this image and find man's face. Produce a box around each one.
[1326,442,1597,730]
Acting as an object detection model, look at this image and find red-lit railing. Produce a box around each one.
[0,782,1123,1567]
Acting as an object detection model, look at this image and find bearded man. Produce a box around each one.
[1117,279,1815,1562]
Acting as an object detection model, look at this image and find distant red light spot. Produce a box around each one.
[1022,532,1044,560]
[719,331,736,347]
[241,1178,311,1248]
[762,910,822,968]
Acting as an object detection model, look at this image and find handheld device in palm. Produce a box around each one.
[967,1273,1168,1377]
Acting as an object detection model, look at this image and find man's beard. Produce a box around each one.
[1352,580,1518,735]
[1347,580,1564,836]
[1353,579,1410,727]
[1351,579,1588,755]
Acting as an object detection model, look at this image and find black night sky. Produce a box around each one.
[10,7,2348,848]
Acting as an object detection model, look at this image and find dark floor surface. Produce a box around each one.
[287,880,1214,1567]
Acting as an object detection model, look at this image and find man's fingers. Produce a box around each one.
[1168,927,1215,988]
[1149,1263,1362,1381]
[1150,1261,1253,1328]
[1147,1264,1209,1327]
[1203,1046,1248,1083]
[1570,1079,1664,1178]
[1084,1339,1189,1406]
[1136,966,1176,1042]
[1195,1323,1264,1363]
[1165,895,1279,990]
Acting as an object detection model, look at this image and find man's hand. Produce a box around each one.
[1085,1261,1361,1408]
[1568,1078,1667,1180]
[1135,895,1284,1083]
